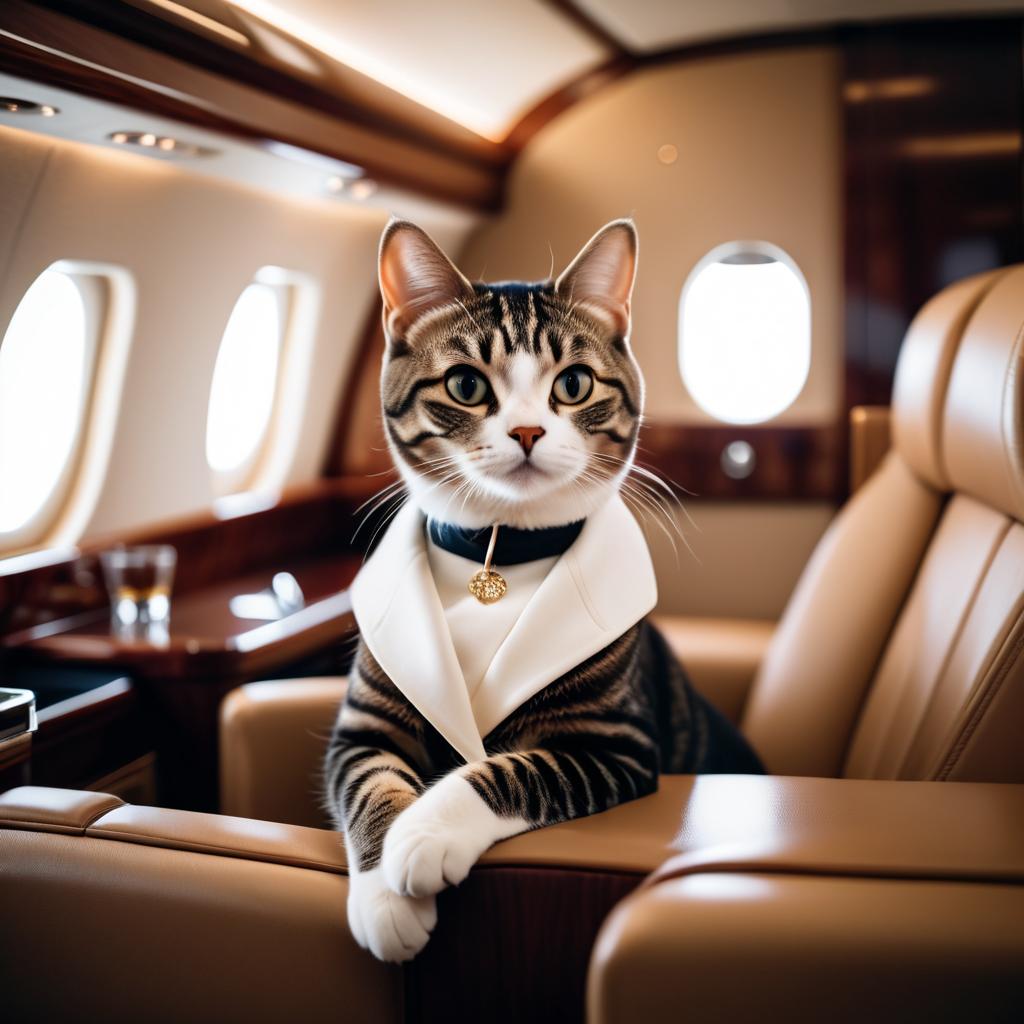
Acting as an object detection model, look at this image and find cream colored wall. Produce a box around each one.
[461,46,842,427]
[0,123,474,542]
[460,47,844,618]
[642,501,835,619]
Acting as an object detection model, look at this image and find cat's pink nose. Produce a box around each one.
[509,425,545,455]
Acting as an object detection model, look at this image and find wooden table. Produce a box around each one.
[1,480,377,810]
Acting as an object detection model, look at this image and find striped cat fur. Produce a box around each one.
[325,219,762,962]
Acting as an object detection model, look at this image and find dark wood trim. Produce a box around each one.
[501,54,633,154]
[16,669,154,793]
[640,422,844,503]
[322,299,388,478]
[33,0,503,165]
[406,864,642,1024]
[503,26,838,155]
[841,18,1024,414]
[544,0,636,59]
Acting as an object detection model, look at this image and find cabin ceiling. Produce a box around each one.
[221,0,1024,140]
[574,0,1024,52]
[226,0,609,141]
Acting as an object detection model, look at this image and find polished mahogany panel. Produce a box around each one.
[842,19,1024,410]
[406,865,642,1024]
[2,551,362,678]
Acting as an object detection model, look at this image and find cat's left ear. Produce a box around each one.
[555,219,638,336]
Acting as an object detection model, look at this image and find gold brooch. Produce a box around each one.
[468,524,506,604]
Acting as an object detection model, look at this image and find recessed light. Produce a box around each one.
[1,97,60,117]
[107,131,213,157]
[657,143,678,166]
[349,178,378,201]
[326,174,345,193]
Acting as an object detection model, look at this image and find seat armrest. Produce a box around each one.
[589,775,1024,1024]
[653,616,774,723]
[220,677,346,826]
[0,785,396,1024]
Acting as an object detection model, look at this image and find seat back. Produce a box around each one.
[742,267,1024,781]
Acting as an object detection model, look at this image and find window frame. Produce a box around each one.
[677,240,813,426]
[0,261,134,556]
[206,266,319,499]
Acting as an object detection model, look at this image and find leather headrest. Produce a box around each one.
[892,268,1006,490]
[941,265,1024,521]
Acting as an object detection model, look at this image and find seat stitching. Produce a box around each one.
[935,609,1024,781]
[892,512,1011,774]
[85,826,347,874]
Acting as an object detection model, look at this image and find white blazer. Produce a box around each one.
[350,495,658,763]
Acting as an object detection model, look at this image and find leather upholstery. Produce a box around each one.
[844,502,1023,780]
[589,876,1024,1024]
[942,265,1024,521]
[589,772,1024,1024]
[0,785,123,833]
[220,677,345,828]
[0,787,398,1024]
[741,454,943,776]
[655,773,1024,884]
[745,264,1024,782]
[890,267,1004,489]
[652,616,774,723]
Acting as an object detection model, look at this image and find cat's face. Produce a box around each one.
[377,220,642,530]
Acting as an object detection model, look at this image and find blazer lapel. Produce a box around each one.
[471,496,658,740]
[349,502,487,764]
[350,495,657,763]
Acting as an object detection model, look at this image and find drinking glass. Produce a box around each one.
[100,545,177,634]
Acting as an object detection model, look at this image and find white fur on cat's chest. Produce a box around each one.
[350,496,658,763]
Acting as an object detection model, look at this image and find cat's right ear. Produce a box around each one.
[378,219,473,345]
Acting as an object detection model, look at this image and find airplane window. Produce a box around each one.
[0,268,90,536]
[679,243,811,424]
[206,280,285,484]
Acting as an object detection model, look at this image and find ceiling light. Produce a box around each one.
[1,97,60,116]
[349,178,378,201]
[326,175,345,193]
[107,131,213,157]
[844,76,937,104]
[657,144,678,165]
[899,132,1020,160]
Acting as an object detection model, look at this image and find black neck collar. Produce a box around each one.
[427,519,585,566]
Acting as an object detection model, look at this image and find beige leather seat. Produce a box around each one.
[588,265,1024,1023]
[742,265,1024,782]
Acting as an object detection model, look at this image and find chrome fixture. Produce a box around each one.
[1,97,58,116]
[107,131,212,157]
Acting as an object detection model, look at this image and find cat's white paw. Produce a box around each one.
[381,774,527,898]
[346,866,437,963]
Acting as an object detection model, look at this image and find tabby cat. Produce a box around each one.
[325,218,763,962]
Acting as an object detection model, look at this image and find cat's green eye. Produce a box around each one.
[445,365,490,406]
[552,365,594,405]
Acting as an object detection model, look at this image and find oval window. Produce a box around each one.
[206,281,284,480]
[679,243,810,424]
[0,269,89,534]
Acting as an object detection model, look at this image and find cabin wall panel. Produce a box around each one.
[0,123,475,542]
